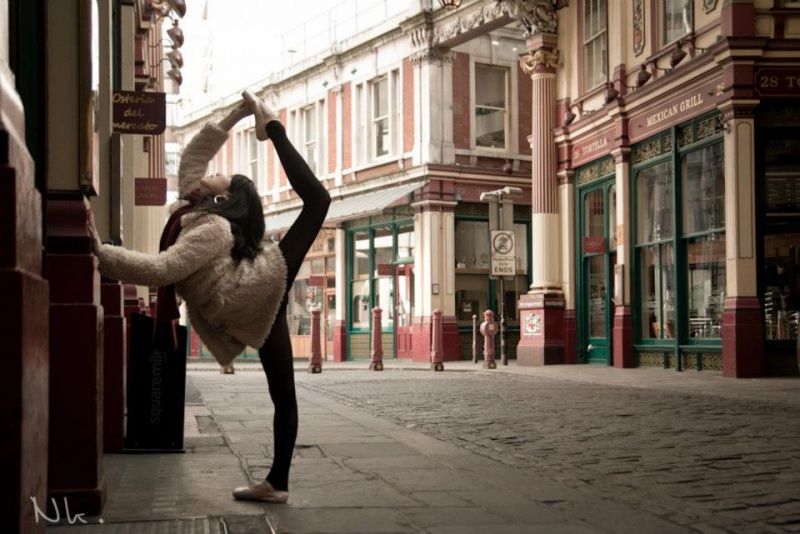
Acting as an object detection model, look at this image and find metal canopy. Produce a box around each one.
[264,180,425,233]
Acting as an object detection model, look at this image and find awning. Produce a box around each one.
[265,180,425,233]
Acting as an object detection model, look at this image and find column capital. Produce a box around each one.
[557,169,574,186]
[520,48,559,76]
[411,199,458,213]
[611,147,631,165]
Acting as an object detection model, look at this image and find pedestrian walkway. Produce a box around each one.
[46,361,799,533]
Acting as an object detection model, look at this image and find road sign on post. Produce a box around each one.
[490,230,516,277]
[481,186,522,367]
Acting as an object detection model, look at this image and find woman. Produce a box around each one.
[89,91,330,503]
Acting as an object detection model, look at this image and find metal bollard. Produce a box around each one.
[472,314,478,363]
[480,309,498,369]
[308,307,322,373]
[369,307,384,370]
[430,309,444,371]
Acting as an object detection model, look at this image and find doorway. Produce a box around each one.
[395,263,414,359]
[579,179,617,364]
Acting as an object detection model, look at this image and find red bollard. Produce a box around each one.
[369,307,384,370]
[431,309,444,371]
[472,313,478,363]
[308,307,323,373]
[480,310,498,369]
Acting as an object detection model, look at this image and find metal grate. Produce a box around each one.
[637,352,664,367]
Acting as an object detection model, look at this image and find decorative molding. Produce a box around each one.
[703,0,718,13]
[430,2,507,46]
[519,48,559,75]
[633,0,644,56]
[498,0,562,38]
[410,48,455,66]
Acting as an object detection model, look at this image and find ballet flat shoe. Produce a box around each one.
[232,480,289,503]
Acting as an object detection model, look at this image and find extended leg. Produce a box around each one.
[257,311,296,492]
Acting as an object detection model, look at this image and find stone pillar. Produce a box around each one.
[0,92,50,534]
[517,33,565,366]
[612,149,635,368]
[720,103,764,377]
[332,226,347,361]
[101,279,126,453]
[558,170,577,364]
[46,196,106,515]
[410,44,455,165]
[410,200,459,362]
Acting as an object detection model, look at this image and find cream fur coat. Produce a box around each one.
[97,123,287,366]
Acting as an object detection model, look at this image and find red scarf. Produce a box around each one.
[155,201,196,324]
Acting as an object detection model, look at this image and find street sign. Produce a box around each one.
[490,230,516,277]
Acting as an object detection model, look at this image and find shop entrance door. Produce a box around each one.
[579,181,617,364]
[395,264,414,359]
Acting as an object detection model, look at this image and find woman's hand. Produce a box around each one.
[86,208,103,255]
[242,90,279,141]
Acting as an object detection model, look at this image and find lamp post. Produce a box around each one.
[480,186,522,366]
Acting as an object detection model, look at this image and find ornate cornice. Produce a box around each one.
[430,2,508,47]
[497,0,565,38]
[519,48,559,75]
[410,48,455,66]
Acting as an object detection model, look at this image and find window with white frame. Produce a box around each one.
[354,69,400,164]
[474,64,508,150]
[303,104,319,175]
[662,0,692,45]
[372,76,390,158]
[583,0,608,91]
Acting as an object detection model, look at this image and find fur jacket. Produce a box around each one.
[96,123,287,366]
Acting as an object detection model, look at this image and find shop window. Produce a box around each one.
[634,119,725,344]
[397,224,415,260]
[637,161,674,243]
[762,135,800,341]
[640,244,676,339]
[455,218,529,326]
[474,64,508,150]
[683,143,726,338]
[456,274,490,323]
[583,0,608,91]
[350,231,371,329]
[662,0,692,46]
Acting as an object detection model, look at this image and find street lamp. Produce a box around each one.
[480,186,523,366]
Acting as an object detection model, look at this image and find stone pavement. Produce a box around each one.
[46,360,800,534]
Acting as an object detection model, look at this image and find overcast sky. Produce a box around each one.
[174,0,410,114]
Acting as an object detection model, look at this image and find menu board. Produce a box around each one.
[766,172,800,213]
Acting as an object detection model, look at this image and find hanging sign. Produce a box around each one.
[112,91,167,135]
[583,236,606,254]
[134,178,167,206]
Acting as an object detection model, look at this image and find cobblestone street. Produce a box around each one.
[296,369,800,533]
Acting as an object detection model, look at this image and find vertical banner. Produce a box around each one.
[125,314,187,452]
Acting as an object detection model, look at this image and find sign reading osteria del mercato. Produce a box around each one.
[112,91,166,135]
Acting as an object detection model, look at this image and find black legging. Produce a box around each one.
[257,121,330,492]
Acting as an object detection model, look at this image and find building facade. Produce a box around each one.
[553,0,800,377]
[175,0,537,365]
[178,0,799,376]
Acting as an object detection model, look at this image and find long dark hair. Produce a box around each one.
[195,174,264,263]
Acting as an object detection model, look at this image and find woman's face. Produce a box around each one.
[196,173,232,197]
